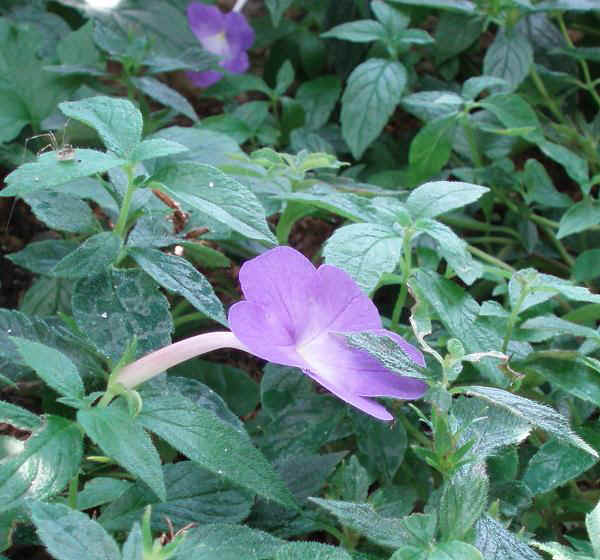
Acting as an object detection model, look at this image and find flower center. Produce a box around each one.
[201,31,230,58]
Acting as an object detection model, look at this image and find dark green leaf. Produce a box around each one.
[539,141,589,190]
[23,191,97,233]
[0,401,40,431]
[52,232,120,279]
[129,247,226,326]
[131,76,199,121]
[275,542,352,560]
[479,93,543,143]
[76,477,131,511]
[265,0,295,26]
[557,199,600,238]
[295,76,341,130]
[129,138,189,163]
[408,114,458,180]
[435,13,484,64]
[522,159,571,208]
[6,240,78,275]
[322,20,387,43]
[575,250,600,282]
[483,31,533,91]
[77,402,166,501]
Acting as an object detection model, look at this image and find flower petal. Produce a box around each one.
[228,300,307,368]
[186,69,223,88]
[303,368,394,421]
[373,328,427,368]
[237,246,317,342]
[187,3,226,39]
[224,10,255,52]
[222,51,250,74]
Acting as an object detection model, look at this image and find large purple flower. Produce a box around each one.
[228,247,427,420]
[187,2,254,87]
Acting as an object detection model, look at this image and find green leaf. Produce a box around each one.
[531,541,589,560]
[72,269,173,364]
[408,114,458,180]
[129,247,227,326]
[122,523,143,560]
[311,498,436,549]
[23,191,97,234]
[522,438,597,495]
[173,523,284,560]
[323,223,403,293]
[129,138,189,163]
[6,240,78,275]
[575,250,600,282]
[0,149,127,198]
[452,397,530,458]
[479,94,543,143]
[586,499,600,558]
[0,90,31,143]
[331,455,371,503]
[414,218,483,285]
[401,91,463,122]
[275,60,295,96]
[76,477,131,511]
[435,13,484,64]
[131,76,199,121]
[535,0,598,11]
[57,21,101,67]
[351,411,408,484]
[520,315,600,341]
[461,76,507,100]
[539,141,589,190]
[483,30,533,91]
[31,501,120,560]
[522,159,571,208]
[322,20,387,43]
[59,96,143,158]
[99,461,253,532]
[52,232,121,279]
[77,402,166,501]
[386,0,475,11]
[265,0,294,26]
[391,542,484,560]
[406,181,488,219]
[10,337,84,400]
[460,386,597,457]
[295,76,341,130]
[154,163,276,244]
[557,199,600,238]
[439,463,488,541]
[475,515,542,559]
[410,271,529,386]
[0,416,82,512]
[341,58,407,158]
[0,401,40,431]
[275,542,352,560]
[137,383,296,509]
[20,277,72,318]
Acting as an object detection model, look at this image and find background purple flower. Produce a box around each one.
[187,2,254,87]
[228,246,427,421]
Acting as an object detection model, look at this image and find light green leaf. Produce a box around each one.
[479,93,543,142]
[0,401,40,431]
[460,385,597,457]
[401,91,463,122]
[475,515,542,559]
[409,114,458,181]
[72,269,173,364]
[322,20,387,43]
[129,247,226,326]
[0,416,82,512]
[32,502,120,560]
[275,542,352,560]
[1,149,127,198]
[137,383,296,509]
[0,90,30,143]
[131,76,199,121]
[586,500,600,558]
[52,232,120,279]
[557,199,600,238]
[10,337,84,400]
[23,191,97,234]
[483,30,533,91]
[531,541,590,560]
[129,138,189,163]
[77,402,166,501]
[154,163,276,244]
[59,96,143,158]
[173,523,284,560]
[122,523,143,560]
[520,315,600,341]
[575,250,600,282]
[323,223,403,293]
[461,76,507,100]
[341,58,407,158]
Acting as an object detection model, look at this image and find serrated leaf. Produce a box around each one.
[10,337,84,400]
[52,232,120,279]
[523,437,598,495]
[439,463,488,541]
[483,30,533,91]
[131,76,198,121]
[406,181,488,220]
[310,498,436,549]
[32,502,120,560]
[77,402,166,501]
[137,383,296,509]
[0,416,82,512]
[275,542,352,560]
[476,515,542,559]
[460,385,597,457]
[59,96,143,158]
[408,114,457,180]
[1,150,127,198]
[323,223,403,293]
[72,269,173,364]
[154,163,276,244]
[586,500,600,558]
[341,58,407,158]
[129,247,226,326]
[99,461,252,532]
[173,523,284,560]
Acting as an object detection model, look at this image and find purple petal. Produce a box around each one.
[186,69,223,87]
[303,368,394,421]
[224,10,255,52]
[187,3,226,39]
[228,300,308,368]
[222,51,250,74]
[236,246,317,342]
[373,329,427,368]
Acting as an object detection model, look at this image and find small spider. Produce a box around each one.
[25,122,76,162]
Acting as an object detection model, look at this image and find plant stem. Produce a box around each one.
[541,225,575,268]
[173,312,211,329]
[113,165,136,240]
[467,245,516,273]
[391,230,413,331]
[529,64,567,124]
[398,413,430,447]
[502,287,528,353]
[67,473,79,509]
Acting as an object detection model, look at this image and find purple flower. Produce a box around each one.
[228,247,427,420]
[186,2,254,87]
